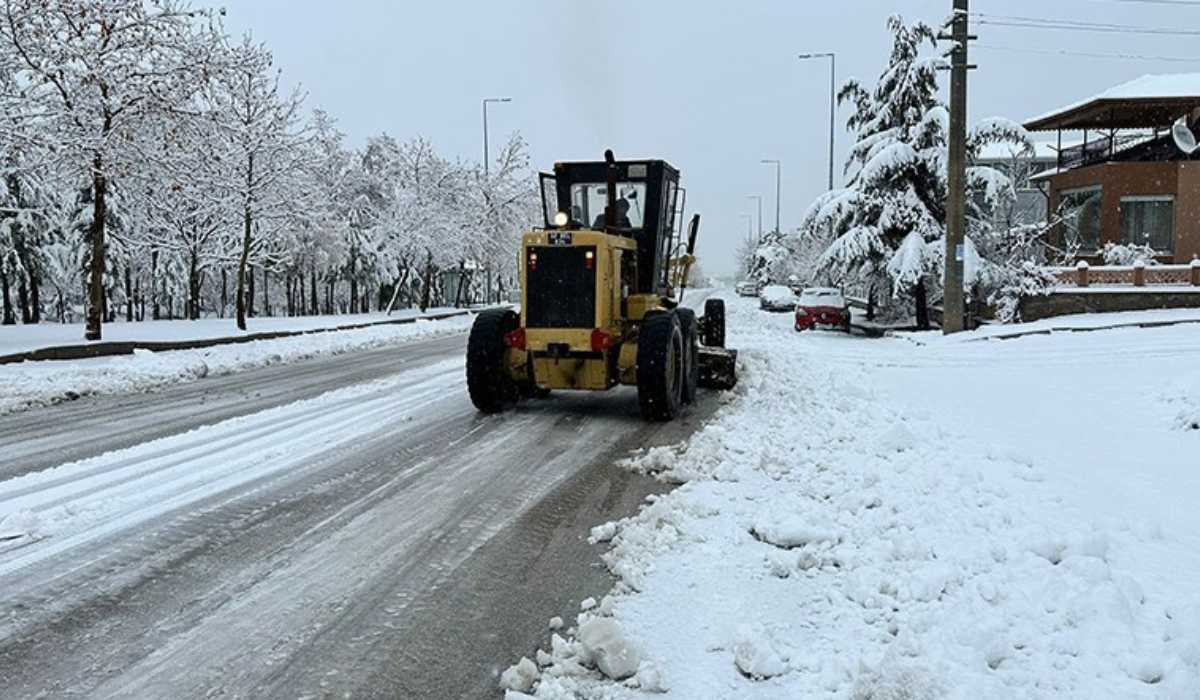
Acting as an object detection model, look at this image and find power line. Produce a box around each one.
[972,13,1200,36]
[976,43,1200,63]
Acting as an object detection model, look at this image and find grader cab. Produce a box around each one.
[466,151,737,421]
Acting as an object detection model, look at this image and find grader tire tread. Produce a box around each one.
[677,308,700,405]
[637,311,684,421]
[467,309,520,413]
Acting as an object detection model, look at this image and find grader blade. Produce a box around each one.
[697,347,738,390]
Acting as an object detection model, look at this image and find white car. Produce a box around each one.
[758,285,798,312]
[736,281,760,297]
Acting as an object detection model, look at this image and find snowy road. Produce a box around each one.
[0,329,717,698]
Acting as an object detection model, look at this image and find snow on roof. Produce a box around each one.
[1026,73,1200,128]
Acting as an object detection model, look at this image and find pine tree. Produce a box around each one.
[803,15,1029,325]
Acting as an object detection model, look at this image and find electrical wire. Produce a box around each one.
[976,43,1200,63]
[972,14,1200,37]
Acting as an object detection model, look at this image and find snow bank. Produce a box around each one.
[0,308,461,357]
[0,315,473,416]
[512,293,1200,698]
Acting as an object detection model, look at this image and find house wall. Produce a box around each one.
[1047,161,1200,262]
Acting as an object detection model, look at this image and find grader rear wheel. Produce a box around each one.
[466,309,520,413]
[637,311,685,421]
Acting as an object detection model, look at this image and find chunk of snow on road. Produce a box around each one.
[577,618,641,681]
[733,625,788,680]
[499,657,540,692]
[578,597,596,611]
[588,522,618,544]
[548,616,563,631]
[751,512,837,549]
[634,661,668,693]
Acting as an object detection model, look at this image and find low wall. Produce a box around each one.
[1019,290,1200,321]
[0,310,473,365]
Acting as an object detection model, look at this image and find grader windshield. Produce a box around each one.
[570,183,648,230]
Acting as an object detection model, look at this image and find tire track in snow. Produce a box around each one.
[0,358,463,582]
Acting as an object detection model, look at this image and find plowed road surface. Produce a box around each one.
[0,329,716,698]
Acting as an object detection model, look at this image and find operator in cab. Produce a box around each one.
[592,196,632,230]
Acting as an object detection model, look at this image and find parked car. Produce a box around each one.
[795,287,851,332]
[736,280,760,297]
[759,285,798,312]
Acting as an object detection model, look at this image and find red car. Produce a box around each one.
[795,287,851,333]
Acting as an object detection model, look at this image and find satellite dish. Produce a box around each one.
[1172,116,1200,155]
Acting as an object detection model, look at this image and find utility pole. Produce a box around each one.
[747,195,763,242]
[940,0,972,334]
[761,159,781,234]
[798,52,836,192]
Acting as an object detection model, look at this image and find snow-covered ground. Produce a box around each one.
[0,314,473,416]
[904,307,1200,344]
[0,307,461,356]
[506,294,1200,699]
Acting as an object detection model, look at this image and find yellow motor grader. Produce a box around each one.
[467,151,737,421]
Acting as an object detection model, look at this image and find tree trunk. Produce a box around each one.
[420,251,434,312]
[247,263,256,318]
[188,251,200,320]
[16,272,29,324]
[914,278,930,331]
[349,252,359,314]
[221,268,228,318]
[0,265,14,325]
[85,159,107,340]
[262,266,270,318]
[124,264,133,322]
[310,267,318,316]
[151,248,160,320]
[29,265,40,323]
[235,193,254,330]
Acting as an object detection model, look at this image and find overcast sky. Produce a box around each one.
[221,1,1200,275]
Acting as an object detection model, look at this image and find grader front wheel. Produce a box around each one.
[637,311,685,421]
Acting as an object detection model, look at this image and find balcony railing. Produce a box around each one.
[1058,133,1155,171]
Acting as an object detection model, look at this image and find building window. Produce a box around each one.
[1060,187,1102,252]
[1120,196,1174,253]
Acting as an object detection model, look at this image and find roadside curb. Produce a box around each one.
[0,309,481,365]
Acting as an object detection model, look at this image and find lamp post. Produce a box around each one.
[741,214,754,239]
[760,159,781,234]
[482,97,512,177]
[746,195,763,242]
[797,52,837,192]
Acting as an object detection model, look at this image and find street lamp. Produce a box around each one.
[746,195,763,241]
[797,52,837,192]
[760,159,781,235]
[482,97,512,177]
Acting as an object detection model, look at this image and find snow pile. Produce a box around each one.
[511,294,1200,698]
[0,315,473,415]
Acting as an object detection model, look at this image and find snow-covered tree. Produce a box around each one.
[802,15,1030,326]
[202,33,309,330]
[0,0,214,339]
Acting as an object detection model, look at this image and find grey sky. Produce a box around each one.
[223,1,1200,275]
